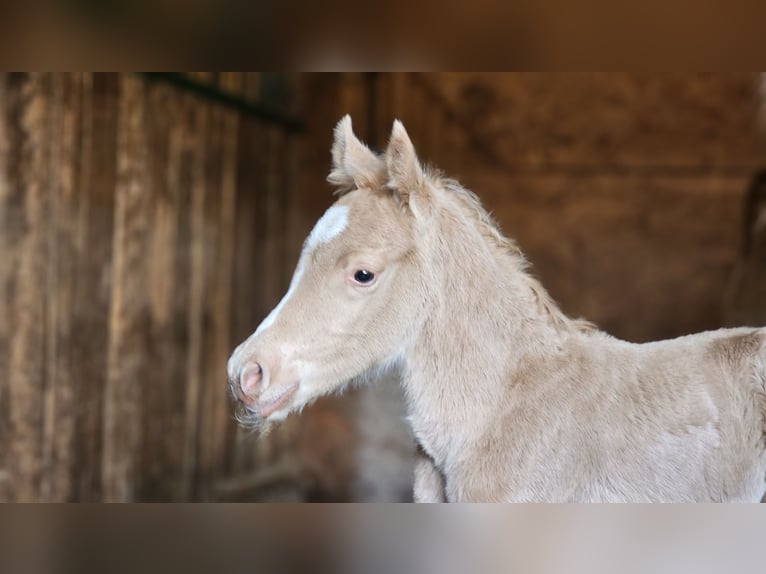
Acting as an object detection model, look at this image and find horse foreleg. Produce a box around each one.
[413,446,446,503]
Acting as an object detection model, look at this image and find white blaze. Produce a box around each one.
[253,204,348,336]
[306,204,349,249]
[254,259,305,336]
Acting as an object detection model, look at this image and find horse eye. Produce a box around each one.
[353,269,375,284]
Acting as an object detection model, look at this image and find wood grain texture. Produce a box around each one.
[70,73,118,501]
[41,73,83,501]
[0,72,306,501]
[3,74,51,501]
[180,98,209,502]
[3,73,761,501]
[101,75,151,502]
[138,82,189,501]
[0,73,10,502]
[197,97,238,500]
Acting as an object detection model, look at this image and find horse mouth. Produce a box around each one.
[242,383,299,419]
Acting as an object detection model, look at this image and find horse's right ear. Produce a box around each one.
[386,120,432,217]
[327,115,382,191]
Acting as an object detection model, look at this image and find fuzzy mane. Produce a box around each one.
[429,170,595,334]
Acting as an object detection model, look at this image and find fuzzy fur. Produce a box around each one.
[228,116,766,502]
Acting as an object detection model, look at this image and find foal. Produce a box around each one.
[228,116,766,502]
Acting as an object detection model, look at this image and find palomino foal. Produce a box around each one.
[228,116,766,502]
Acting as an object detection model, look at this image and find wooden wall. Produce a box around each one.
[2,73,764,502]
[0,73,306,501]
[367,73,766,342]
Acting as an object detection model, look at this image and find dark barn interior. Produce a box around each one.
[0,72,764,502]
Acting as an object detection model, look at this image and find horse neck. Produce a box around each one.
[401,202,569,456]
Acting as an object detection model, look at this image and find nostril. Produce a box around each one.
[240,362,262,396]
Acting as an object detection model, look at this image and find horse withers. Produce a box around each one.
[227,116,766,502]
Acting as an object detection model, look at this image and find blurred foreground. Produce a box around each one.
[0,506,765,574]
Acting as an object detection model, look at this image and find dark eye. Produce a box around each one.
[353,269,375,284]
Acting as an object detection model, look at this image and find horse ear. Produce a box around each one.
[386,120,430,214]
[327,115,382,191]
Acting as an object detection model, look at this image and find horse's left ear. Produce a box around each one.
[328,115,383,192]
[386,120,431,216]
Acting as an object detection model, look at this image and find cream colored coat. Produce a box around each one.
[228,117,766,502]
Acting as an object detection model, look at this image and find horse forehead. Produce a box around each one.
[306,205,349,249]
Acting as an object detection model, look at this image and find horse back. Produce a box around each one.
[579,327,766,501]
[704,327,766,403]
[702,327,766,500]
[706,327,766,368]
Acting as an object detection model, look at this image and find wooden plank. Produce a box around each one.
[197,101,239,499]
[259,126,287,328]
[216,105,239,478]
[70,73,119,501]
[0,73,9,502]
[372,73,393,153]
[137,81,192,501]
[337,74,370,141]
[165,94,202,500]
[298,74,346,219]
[101,74,151,502]
[424,83,444,166]
[180,99,208,501]
[6,73,52,502]
[139,80,173,500]
[39,73,84,501]
[194,102,223,498]
[281,106,306,283]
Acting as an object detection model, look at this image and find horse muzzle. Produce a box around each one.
[229,357,300,420]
